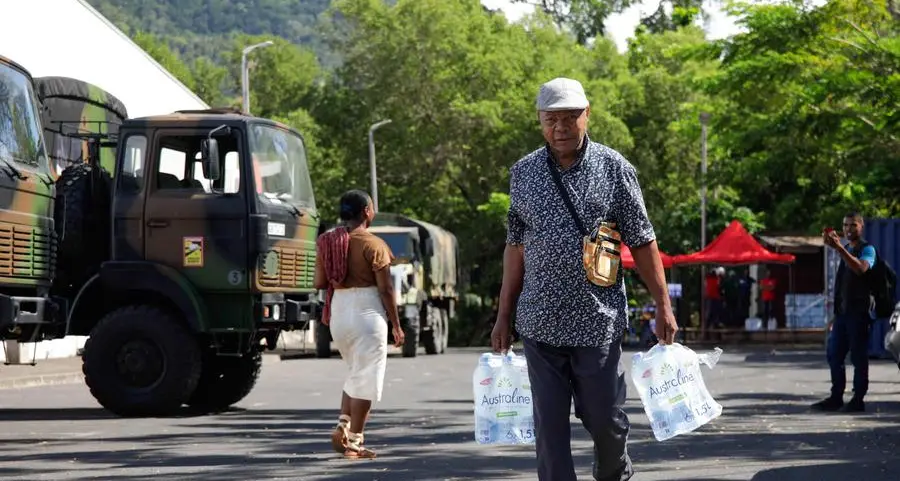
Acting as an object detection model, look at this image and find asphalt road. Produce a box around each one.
[0,346,899,481]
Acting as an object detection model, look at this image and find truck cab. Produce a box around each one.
[51,109,321,416]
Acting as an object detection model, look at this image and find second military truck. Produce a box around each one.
[315,212,459,358]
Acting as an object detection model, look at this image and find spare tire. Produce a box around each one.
[54,163,111,289]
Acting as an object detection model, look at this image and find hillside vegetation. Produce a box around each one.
[86,0,332,62]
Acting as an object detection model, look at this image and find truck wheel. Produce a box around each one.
[401,324,418,358]
[188,350,262,413]
[424,306,442,355]
[315,321,332,358]
[82,305,201,417]
[55,163,111,289]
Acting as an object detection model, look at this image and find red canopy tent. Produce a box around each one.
[671,220,797,265]
[621,244,676,269]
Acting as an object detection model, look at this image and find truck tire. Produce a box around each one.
[82,305,201,417]
[423,306,442,355]
[188,350,262,413]
[54,163,111,289]
[401,324,418,358]
[315,321,332,358]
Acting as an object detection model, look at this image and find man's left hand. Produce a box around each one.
[654,305,679,345]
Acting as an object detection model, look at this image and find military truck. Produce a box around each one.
[0,57,321,417]
[314,212,459,358]
[0,56,59,351]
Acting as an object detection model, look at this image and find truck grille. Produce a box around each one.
[258,247,314,288]
[0,223,56,279]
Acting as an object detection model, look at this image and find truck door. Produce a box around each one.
[142,129,248,292]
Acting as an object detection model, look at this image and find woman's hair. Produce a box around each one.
[339,189,371,221]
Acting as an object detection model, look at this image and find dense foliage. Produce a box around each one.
[92,0,900,344]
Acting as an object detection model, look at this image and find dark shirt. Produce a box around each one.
[835,242,876,317]
[506,136,656,347]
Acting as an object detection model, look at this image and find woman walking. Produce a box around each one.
[314,190,404,459]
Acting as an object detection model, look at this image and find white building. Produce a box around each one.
[1,0,209,118]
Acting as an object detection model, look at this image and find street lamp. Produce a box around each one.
[241,40,274,114]
[699,112,711,340]
[368,119,392,212]
[699,112,710,249]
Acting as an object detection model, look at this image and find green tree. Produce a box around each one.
[190,57,229,107]
[709,0,900,230]
[132,31,196,91]
[510,0,635,44]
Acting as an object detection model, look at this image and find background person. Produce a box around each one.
[812,212,874,413]
[315,190,405,458]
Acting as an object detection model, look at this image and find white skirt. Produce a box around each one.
[329,287,389,402]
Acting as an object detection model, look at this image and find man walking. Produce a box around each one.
[812,212,875,413]
[491,77,678,481]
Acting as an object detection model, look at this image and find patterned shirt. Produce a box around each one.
[506,136,656,347]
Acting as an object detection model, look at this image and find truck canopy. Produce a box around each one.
[371,213,458,299]
[35,76,128,177]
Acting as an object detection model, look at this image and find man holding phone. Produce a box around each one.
[812,212,875,413]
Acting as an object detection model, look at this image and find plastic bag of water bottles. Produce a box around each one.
[631,343,724,442]
[472,350,535,445]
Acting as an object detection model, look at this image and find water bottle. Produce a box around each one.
[473,353,498,443]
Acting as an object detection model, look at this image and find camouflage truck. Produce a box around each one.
[314,212,459,358]
[0,56,60,349]
[0,57,322,417]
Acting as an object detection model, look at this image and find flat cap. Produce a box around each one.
[536,77,589,111]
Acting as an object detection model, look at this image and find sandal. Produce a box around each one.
[331,416,351,453]
[344,432,376,459]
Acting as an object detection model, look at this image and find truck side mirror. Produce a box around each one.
[424,238,434,257]
[200,138,221,181]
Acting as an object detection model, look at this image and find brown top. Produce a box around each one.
[340,229,394,288]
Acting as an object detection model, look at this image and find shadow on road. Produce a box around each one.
[0,394,898,481]
[751,461,899,481]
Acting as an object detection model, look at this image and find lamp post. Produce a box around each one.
[368,119,392,212]
[699,112,711,340]
[241,40,274,114]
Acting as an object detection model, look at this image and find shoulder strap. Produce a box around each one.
[545,154,588,237]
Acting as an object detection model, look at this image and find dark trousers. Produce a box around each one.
[705,299,724,327]
[827,313,870,400]
[522,336,633,481]
[762,300,773,321]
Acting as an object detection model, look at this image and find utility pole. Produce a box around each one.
[241,40,274,115]
[368,119,392,212]
[699,112,711,340]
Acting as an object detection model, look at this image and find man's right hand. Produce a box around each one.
[491,317,513,353]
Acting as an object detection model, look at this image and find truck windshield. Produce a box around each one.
[249,123,315,209]
[374,232,417,261]
[0,62,46,169]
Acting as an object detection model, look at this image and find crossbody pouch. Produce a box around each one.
[545,155,622,287]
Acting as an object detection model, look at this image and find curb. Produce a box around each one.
[0,353,283,390]
[0,372,85,390]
